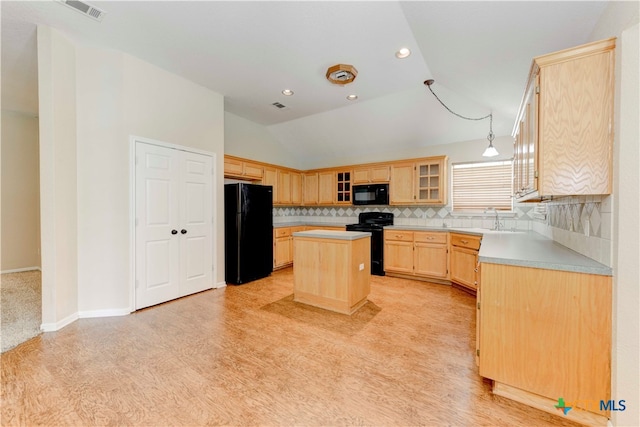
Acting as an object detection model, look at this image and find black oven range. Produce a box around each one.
[345,212,394,276]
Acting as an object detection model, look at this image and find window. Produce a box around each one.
[452,160,513,212]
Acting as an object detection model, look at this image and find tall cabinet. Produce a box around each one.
[513,37,615,201]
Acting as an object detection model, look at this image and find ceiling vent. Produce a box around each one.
[56,0,105,22]
[271,102,289,110]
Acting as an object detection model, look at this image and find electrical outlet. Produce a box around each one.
[567,217,573,231]
[584,219,590,237]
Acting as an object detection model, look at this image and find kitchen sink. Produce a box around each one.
[478,228,526,234]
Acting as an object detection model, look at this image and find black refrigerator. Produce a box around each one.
[224,183,273,285]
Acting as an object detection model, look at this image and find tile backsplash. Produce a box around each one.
[274,195,612,267]
[532,195,612,267]
[273,205,535,230]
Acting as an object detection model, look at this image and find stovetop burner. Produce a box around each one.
[347,212,394,228]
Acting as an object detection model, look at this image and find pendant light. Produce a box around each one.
[423,79,499,157]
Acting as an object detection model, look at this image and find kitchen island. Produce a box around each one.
[292,230,371,315]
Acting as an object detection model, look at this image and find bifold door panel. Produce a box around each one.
[135,142,213,309]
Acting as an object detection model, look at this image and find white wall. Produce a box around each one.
[224,111,300,168]
[37,26,78,328]
[1,111,40,272]
[39,25,225,327]
[589,2,640,425]
[611,22,640,427]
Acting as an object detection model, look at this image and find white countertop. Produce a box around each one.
[274,222,349,228]
[385,225,612,276]
[478,231,611,276]
[293,230,371,241]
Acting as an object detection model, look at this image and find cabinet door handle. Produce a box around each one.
[427,236,434,240]
[171,229,178,235]
[461,239,469,244]
[181,229,187,235]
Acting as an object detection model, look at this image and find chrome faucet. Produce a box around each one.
[485,207,501,231]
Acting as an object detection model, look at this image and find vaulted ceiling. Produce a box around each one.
[2,1,609,166]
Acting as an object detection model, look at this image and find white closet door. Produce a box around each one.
[135,142,213,310]
[135,142,181,309]
[179,151,213,297]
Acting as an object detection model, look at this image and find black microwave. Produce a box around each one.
[352,183,389,205]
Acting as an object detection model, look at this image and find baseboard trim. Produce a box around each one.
[215,281,227,289]
[1,266,42,274]
[41,312,79,332]
[492,381,609,427]
[78,308,131,319]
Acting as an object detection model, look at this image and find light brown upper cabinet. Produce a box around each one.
[291,172,303,205]
[224,156,263,180]
[277,169,292,205]
[262,166,278,202]
[318,171,334,205]
[390,156,447,205]
[513,37,615,201]
[303,172,319,205]
[353,165,390,184]
[335,170,352,204]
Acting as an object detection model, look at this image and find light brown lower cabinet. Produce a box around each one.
[273,227,293,269]
[478,262,612,425]
[449,233,481,291]
[384,230,448,280]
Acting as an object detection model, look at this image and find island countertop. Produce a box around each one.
[293,230,371,241]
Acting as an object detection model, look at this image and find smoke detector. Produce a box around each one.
[326,64,358,85]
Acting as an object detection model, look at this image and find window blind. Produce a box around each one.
[452,160,513,211]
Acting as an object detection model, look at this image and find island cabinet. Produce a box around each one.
[389,156,447,205]
[449,233,481,291]
[384,230,448,281]
[352,165,390,184]
[513,37,615,201]
[274,225,346,269]
[293,230,371,315]
[478,263,612,425]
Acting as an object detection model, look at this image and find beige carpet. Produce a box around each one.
[1,270,42,353]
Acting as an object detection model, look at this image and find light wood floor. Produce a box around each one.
[1,268,580,426]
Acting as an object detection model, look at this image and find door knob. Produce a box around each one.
[181,229,187,234]
[171,229,178,235]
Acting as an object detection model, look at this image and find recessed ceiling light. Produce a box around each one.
[346,94,358,101]
[282,89,294,96]
[395,47,411,59]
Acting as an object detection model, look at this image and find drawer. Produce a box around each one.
[450,233,481,250]
[290,226,306,233]
[274,227,291,238]
[385,230,414,242]
[414,231,447,244]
